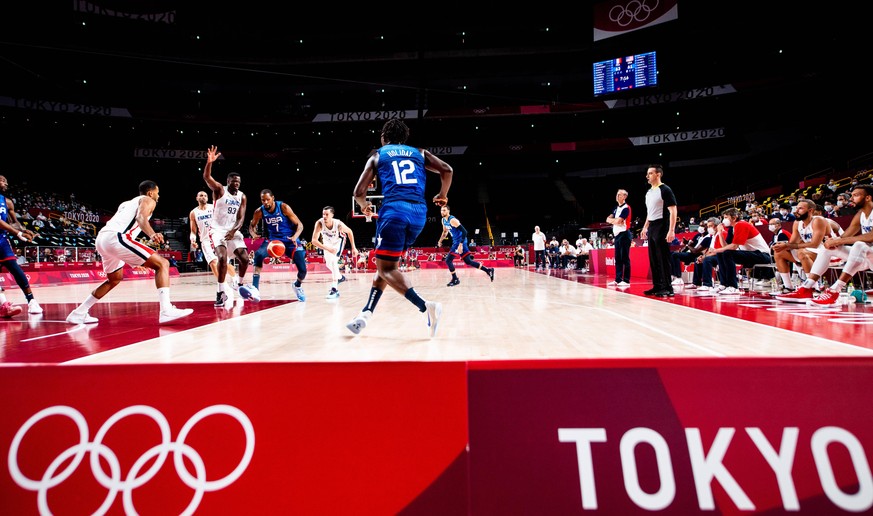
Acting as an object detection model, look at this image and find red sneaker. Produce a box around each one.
[808,289,841,306]
[0,301,23,318]
[775,286,813,303]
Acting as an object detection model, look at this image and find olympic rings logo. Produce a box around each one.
[608,0,660,27]
[8,404,255,516]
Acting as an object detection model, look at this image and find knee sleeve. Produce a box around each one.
[253,248,268,267]
[4,261,30,290]
[294,250,308,280]
[445,254,456,272]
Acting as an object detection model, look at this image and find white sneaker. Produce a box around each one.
[346,310,372,335]
[66,311,98,324]
[294,285,306,302]
[425,300,442,338]
[607,280,618,286]
[714,285,727,292]
[159,305,194,324]
[685,284,698,290]
[671,277,684,286]
[27,300,43,314]
[718,286,742,295]
[326,288,339,299]
[239,285,261,302]
[616,281,630,288]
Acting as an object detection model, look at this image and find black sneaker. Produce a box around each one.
[214,291,228,307]
[338,275,347,284]
[654,290,675,297]
[447,277,460,287]
[487,268,495,282]
[643,288,659,296]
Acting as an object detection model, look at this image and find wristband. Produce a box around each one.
[190,233,197,242]
[17,231,24,239]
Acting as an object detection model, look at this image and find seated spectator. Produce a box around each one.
[576,238,594,271]
[711,207,774,295]
[559,239,577,269]
[777,205,796,223]
[514,245,525,267]
[694,217,728,292]
[834,192,857,217]
[670,224,711,286]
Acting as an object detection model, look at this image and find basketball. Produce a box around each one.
[267,240,285,258]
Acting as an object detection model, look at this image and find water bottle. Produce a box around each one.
[770,277,778,293]
[847,281,855,295]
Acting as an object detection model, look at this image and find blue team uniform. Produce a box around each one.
[373,144,428,261]
[0,193,16,263]
[253,201,305,269]
[443,215,471,257]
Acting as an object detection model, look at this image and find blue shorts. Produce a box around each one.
[0,237,16,264]
[253,238,302,267]
[374,201,426,262]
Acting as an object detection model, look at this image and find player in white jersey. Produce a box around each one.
[202,145,256,307]
[772,199,828,291]
[808,184,873,305]
[778,185,873,304]
[311,205,358,299]
[188,190,238,295]
[65,180,193,324]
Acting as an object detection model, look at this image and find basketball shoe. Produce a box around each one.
[239,285,261,302]
[487,268,495,282]
[27,300,43,314]
[214,291,228,307]
[66,310,98,324]
[294,285,306,302]
[808,289,840,306]
[346,310,372,335]
[425,301,442,338]
[775,286,813,303]
[447,277,460,287]
[159,305,194,324]
[326,288,340,299]
[1,302,22,318]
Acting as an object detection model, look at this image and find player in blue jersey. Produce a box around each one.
[346,118,453,338]
[0,175,42,318]
[437,205,494,286]
[248,189,307,301]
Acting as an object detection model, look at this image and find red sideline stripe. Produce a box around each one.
[520,105,550,114]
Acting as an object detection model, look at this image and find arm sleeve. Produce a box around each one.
[457,224,468,241]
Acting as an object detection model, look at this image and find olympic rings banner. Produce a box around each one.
[3,359,873,514]
[0,363,468,515]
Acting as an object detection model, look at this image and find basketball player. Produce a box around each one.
[437,205,494,286]
[0,174,42,317]
[806,184,873,305]
[202,145,255,306]
[248,189,307,302]
[188,190,239,297]
[65,180,193,324]
[771,199,830,295]
[311,205,358,299]
[346,118,453,337]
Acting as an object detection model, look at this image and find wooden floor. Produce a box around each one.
[3,266,872,364]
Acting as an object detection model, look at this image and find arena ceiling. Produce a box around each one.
[1,2,868,227]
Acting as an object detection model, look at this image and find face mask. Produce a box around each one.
[707,227,716,235]
[722,218,731,227]
[837,201,845,207]
[825,205,834,212]
[697,226,705,233]
[769,224,780,232]
[780,210,788,215]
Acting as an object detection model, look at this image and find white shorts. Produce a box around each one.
[199,228,218,264]
[209,227,246,255]
[790,246,821,262]
[96,232,155,274]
